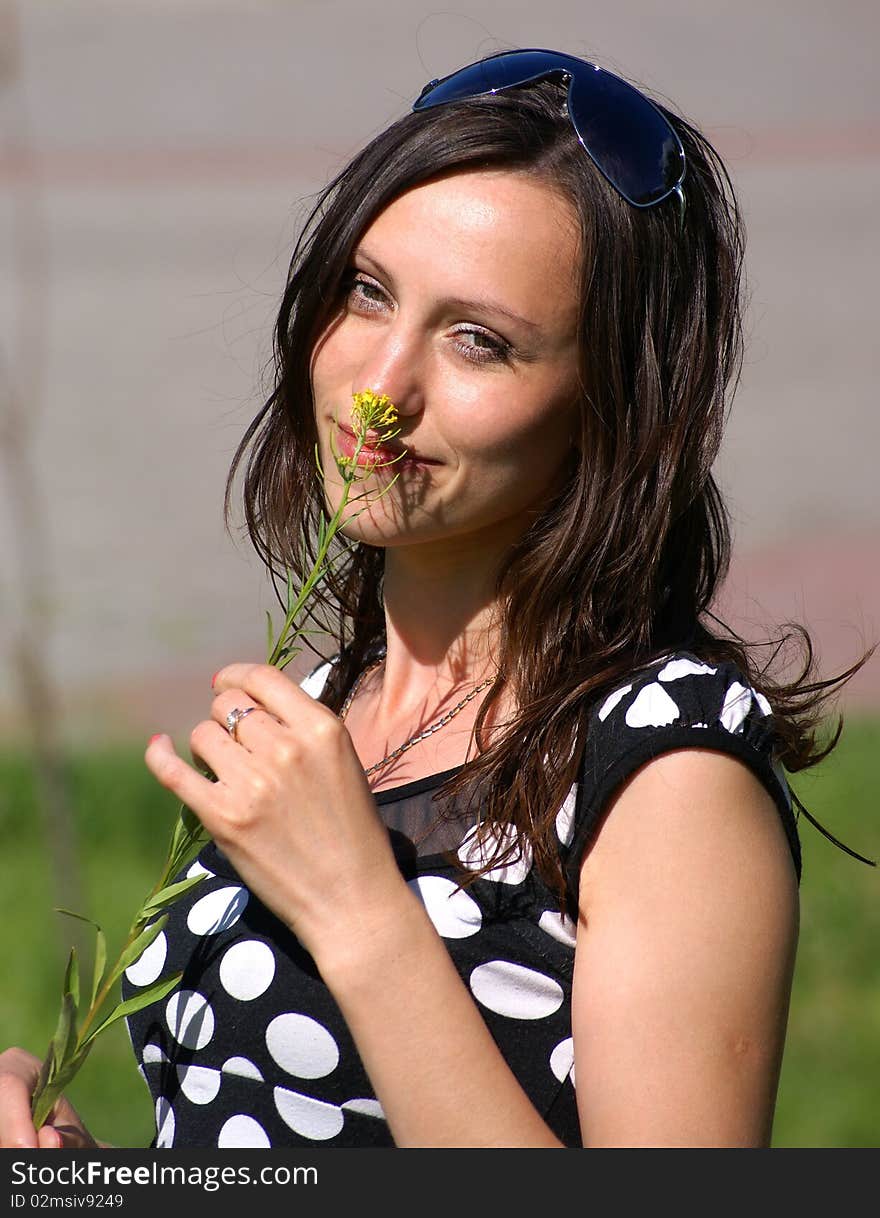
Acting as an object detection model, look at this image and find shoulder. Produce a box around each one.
[568,725,800,1145]
[560,650,801,913]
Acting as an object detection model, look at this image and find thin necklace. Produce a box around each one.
[340,656,495,778]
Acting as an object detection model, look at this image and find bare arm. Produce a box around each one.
[320,748,798,1148]
[571,748,800,1147]
[317,884,565,1148]
[149,664,798,1148]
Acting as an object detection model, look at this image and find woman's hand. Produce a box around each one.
[144,662,411,972]
[0,1048,99,1149]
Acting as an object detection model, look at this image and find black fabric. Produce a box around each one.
[123,649,799,1148]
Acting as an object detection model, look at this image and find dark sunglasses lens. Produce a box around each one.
[415,52,684,208]
[568,70,684,205]
[414,50,567,107]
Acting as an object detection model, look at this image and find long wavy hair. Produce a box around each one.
[225,71,874,914]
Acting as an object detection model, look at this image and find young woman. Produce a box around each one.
[1,48,871,1150]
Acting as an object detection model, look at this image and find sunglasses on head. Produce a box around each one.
[413,48,687,232]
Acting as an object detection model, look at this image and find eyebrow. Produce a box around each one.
[354,247,542,335]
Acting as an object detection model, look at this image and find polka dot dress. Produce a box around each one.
[123,650,800,1148]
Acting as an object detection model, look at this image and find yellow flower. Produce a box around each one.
[351,389,398,434]
[333,390,401,478]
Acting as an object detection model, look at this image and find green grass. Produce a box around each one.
[0,748,181,1147]
[773,717,880,1147]
[1,721,878,1148]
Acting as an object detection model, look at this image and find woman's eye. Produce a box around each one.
[346,274,388,312]
[451,328,511,366]
[342,272,509,366]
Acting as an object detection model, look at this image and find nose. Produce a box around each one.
[353,322,424,420]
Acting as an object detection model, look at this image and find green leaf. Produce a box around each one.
[80,971,184,1048]
[53,907,100,930]
[265,609,275,661]
[168,802,208,865]
[62,947,80,1012]
[166,831,210,886]
[49,991,78,1082]
[91,925,107,1009]
[107,915,169,986]
[33,1038,55,1104]
[38,1043,95,1120]
[139,872,206,918]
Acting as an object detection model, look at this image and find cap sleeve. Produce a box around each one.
[561,652,801,912]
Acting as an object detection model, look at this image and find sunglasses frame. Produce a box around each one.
[413,48,687,234]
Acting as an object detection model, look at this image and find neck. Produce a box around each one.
[368,527,515,724]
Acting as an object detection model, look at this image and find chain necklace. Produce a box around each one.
[340,656,495,777]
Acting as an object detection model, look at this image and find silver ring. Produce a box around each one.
[225,705,257,744]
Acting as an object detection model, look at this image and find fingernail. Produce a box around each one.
[148,734,163,745]
[211,671,220,688]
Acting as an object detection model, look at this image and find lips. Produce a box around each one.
[335,424,439,466]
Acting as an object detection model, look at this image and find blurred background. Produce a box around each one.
[1,0,877,1148]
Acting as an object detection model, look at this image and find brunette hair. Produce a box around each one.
[225,69,874,914]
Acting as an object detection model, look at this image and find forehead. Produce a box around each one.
[357,169,581,329]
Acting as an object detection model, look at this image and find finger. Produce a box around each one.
[188,717,263,776]
[0,1119,38,1149]
[37,1124,61,1149]
[46,1119,97,1150]
[145,735,224,815]
[210,692,283,748]
[212,663,328,728]
[0,1069,39,1149]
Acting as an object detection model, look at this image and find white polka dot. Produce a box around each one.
[219,939,276,1001]
[177,1064,221,1105]
[266,1013,339,1079]
[186,886,249,936]
[222,1056,264,1081]
[658,658,717,682]
[299,660,333,700]
[274,1087,344,1140]
[555,785,577,846]
[165,990,215,1050]
[124,931,167,987]
[625,683,680,728]
[341,1098,386,1119]
[720,681,752,733]
[598,684,633,721]
[187,860,215,880]
[550,1037,575,1083]
[142,1042,169,1066]
[155,1097,175,1148]
[457,823,533,885]
[538,909,578,948]
[409,875,482,938]
[753,690,772,717]
[469,960,564,1020]
[218,1114,271,1148]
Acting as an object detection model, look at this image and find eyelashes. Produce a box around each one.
[341,271,512,366]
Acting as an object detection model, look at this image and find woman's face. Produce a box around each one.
[311,168,582,551]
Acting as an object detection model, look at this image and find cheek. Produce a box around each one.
[310,319,359,400]
[454,385,577,466]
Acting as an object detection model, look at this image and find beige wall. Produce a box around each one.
[1,0,878,745]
